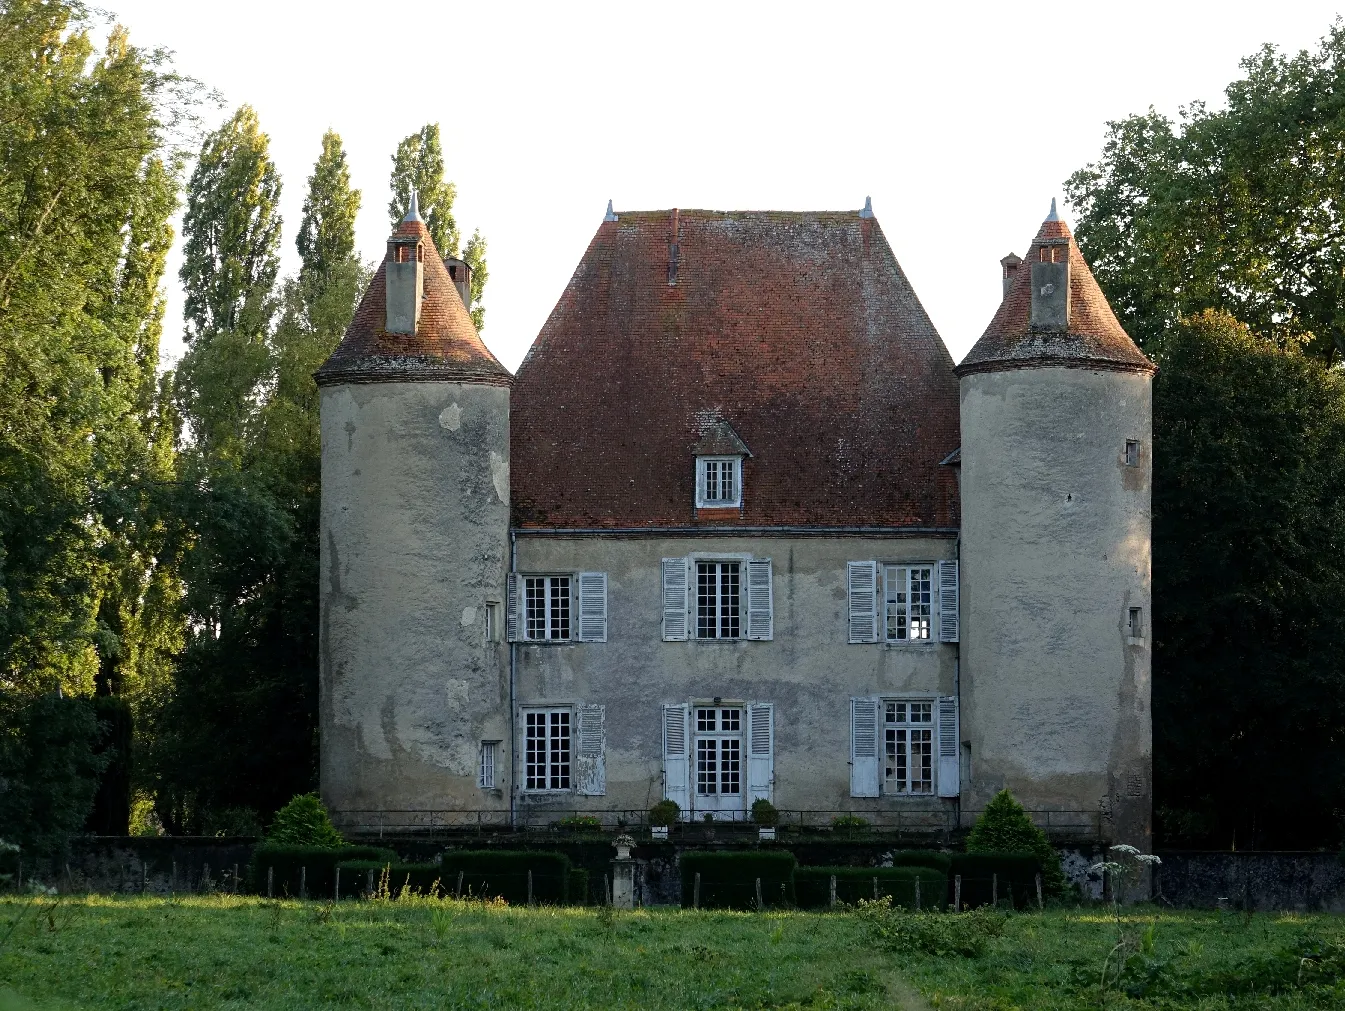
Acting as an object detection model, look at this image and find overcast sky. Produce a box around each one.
[103,1,1342,372]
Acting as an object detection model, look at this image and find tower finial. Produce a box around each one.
[604,199,618,222]
[859,196,874,219]
[403,189,423,223]
[1045,197,1059,222]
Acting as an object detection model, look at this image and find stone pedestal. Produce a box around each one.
[612,834,636,909]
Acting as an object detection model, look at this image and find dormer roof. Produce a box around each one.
[510,207,961,529]
[956,209,1155,377]
[314,217,511,387]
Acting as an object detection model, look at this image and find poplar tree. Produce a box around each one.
[297,130,360,288]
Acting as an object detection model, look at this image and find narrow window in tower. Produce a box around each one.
[884,565,933,642]
[883,701,934,794]
[524,576,571,641]
[484,602,500,643]
[524,709,571,790]
[1128,607,1143,639]
[1124,440,1140,467]
[478,741,497,789]
[696,561,741,638]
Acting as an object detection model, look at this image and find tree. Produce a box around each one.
[1066,20,1345,362]
[965,789,1066,896]
[296,130,360,289]
[388,123,489,329]
[1149,311,1345,848]
[176,105,282,455]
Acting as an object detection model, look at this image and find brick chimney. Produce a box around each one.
[444,256,472,310]
[385,193,425,335]
[1029,200,1069,330]
[1000,253,1022,300]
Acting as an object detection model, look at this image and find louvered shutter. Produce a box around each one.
[746,559,773,640]
[746,702,774,803]
[662,558,688,641]
[849,696,880,797]
[506,573,521,642]
[847,561,879,643]
[662,703,690,814]
[937,695,960,797]
[576,703,606,795]
[938,560,959,643]
[577,572,607,642]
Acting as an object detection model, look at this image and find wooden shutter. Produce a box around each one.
[938,560,959,643]
[746,559,773,640]
[746,702,774,803]
[847,561,879,643]
[577,572,607,642]
[662,558,688,641]
[849,696,880,797]
[937,695,960,797]
[662,703,690,814]
[506,573,521,642]
[576,703,606,796]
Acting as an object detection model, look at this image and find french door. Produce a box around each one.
[693,706,744,817]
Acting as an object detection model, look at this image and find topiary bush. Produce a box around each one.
[266,793,343,847]
[649,800,680,827]
[965,789,1066,896]
[750,799,779,827]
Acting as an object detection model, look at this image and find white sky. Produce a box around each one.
[102,0,1342,372]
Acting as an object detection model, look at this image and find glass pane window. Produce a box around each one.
[694,707,742,796]
[697,457,741,507]
[884,565,933,642]
[478,741,496,789]
[524,576,571,641]
[883,701,933,794]
[696,562,741,639]
[524,709,570,790]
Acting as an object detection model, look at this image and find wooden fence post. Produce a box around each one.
[171,860,177,893]
[915,876,921,910]
[203,864,210,893]
[755,877,763,911]
[1036,873,1043,910]
[872,876,878,901]
[267,866,273,898]
[527,869,534,906]
[829,874,837,909]
[233,863,239,895]
[334,867,341,901]
[954,874,961,912]
[604,874,611,906]
[300,866,307,900]
[693,872,701,909]
[992,873,998,908]
[456,870,464,899]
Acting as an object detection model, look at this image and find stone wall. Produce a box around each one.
[1156,852,1345,912]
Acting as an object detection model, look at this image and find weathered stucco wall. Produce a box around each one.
[959,366,1152,845]
[320,380,510,816]
[513,534,957,817]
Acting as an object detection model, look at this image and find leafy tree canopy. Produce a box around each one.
[1066,20,1345,361]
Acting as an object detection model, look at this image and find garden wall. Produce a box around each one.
[1155,851,1345,912]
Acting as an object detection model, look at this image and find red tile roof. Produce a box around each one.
[511,209,961,529]
[956,216,1154,376]
[315,219,511,387]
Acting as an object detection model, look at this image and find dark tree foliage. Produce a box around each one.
[1151,312,1345,848]
[86,695,133,835]
[1066,21,1345,362]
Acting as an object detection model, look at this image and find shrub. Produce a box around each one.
[649,800,679,827]
[248,843,395,898]
[795,866,948,909]
[965,789,1066,895]
[888,850,953,873]
[568,868,591,905]
[948,853,1043,909]
[858,898,1006,957]
[679,851,797,909]
[266,794,343,847]
[557,815,602,831]
[439,850,573,904]
[750,799,779,827]
[831,814,869,831]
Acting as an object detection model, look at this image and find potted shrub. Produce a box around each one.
[649,800,679,840]
[751,799,779,840]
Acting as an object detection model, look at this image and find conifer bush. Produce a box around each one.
[965,789,1066,896]
[266,793,343,847]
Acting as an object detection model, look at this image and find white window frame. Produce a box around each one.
[695,456,742,508]
[884,564,934,644]
[694,705,744,801]
[484,601,500,643]
[523,708,572,792]
[524,575,572,642]
[695,559,742,640]
[881,699,935,796]
[478,740,498,789]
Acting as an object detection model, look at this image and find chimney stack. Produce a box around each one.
[1030,240,1069,330]
[444,256,472,310]
[385,194,425,335]
[999,253,1022,300]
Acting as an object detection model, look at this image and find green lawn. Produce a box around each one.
[1,895,1344,1010]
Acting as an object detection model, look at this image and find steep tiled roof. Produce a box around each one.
[511,208,961,529]
[956,215,1155,376]
[314,218,511,387]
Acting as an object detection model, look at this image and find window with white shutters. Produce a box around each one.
[848,561,879,643]
[577,572,607,642]
[850,697,880,797]
[524,709,571,790]
[883,701,934,795]
[662,703,690,812]
[746,703,774,803]
[662,558,689,641]
[885,565,933,642]
[937,560,959,643]
[575,703,606,795]
[746,559,773,640]
[937,695,960,797]
[849,560,957,645]
[524,575,571,641]
[696,561,740,639]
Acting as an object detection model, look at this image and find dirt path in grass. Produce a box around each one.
[879,970,935,1011]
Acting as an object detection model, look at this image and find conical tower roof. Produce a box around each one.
[956,206,1154,377]
[314,215,511,386]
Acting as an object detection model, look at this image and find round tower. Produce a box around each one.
[956,201,1155,848]
[315,198,513,826]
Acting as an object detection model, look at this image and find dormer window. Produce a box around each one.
[697,457,742,508]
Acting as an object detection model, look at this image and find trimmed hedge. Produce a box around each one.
[948,853,1043,909]
[795,865,948,909]
[568,868,591,905]
[335,861,441,899]
[247,843,395,898]
[679,851,797,909]
[886,851,952,873]
[439,850,573,904]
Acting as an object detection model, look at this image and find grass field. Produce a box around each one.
[2,894,1344,1010]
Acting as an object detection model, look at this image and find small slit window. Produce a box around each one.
[478,741,497,789]
[1128,607,1143,639]
[1124,440,1140,467]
